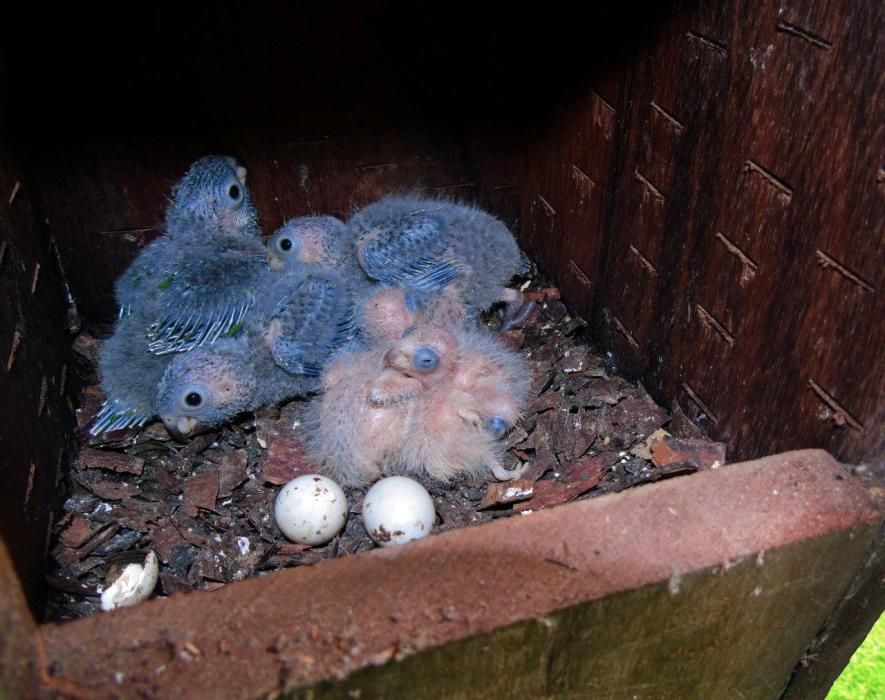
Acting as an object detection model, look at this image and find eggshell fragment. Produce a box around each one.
[274,474,348,545]
[363,476,436,547]
[100,551,159,611]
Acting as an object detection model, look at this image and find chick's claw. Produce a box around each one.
[499,298,537,332]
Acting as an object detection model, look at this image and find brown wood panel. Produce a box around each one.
[2,0,879,465]
[4,2,548,321]
[523,116,567,282]
[526,0,883,465]
[593,1,735,382]
[0,71,74,614]
[35,451,881,698]
[0,537,41,697]
[521,62,624,323]
[670,0,884,463]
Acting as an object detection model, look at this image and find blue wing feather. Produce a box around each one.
[269,274,355,376]
[359,214,461,292]
[89,400,153,436]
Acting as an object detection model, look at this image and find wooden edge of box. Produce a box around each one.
[27,449,882,698]
[779,516,885,700]
[0,534,41,698]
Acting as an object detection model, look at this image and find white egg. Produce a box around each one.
[274,474,348,545]
[363,476,436,547]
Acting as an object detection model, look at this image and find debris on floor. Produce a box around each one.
[47,273,726,621]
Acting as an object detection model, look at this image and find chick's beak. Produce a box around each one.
[383,349,410,374]
[161,414,201,442]
[236,165,248,185]
[268,253,285,272]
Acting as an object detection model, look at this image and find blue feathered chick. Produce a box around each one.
[114,155,269,355]
[348,194,530,324]
[154,269,355,440]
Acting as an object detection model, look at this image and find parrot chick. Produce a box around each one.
[114,155,269,354]
[165,155,258,236]
[154,270,355,440]
[266,215,377,297]
[154,337,259,440]
[348,194,532,323]
[357,287,420,344]
[304,348,423,486]
[384,325,531,482]
[267,216,474,344]
[306,324,529,486]
[399,386,502,482]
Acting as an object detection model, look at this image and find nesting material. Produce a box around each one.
[50,271,726,621]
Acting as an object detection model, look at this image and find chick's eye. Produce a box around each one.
[184,391,203,408]
[412,347,439,373]
[278,237,293,252]
[227,183,241,201]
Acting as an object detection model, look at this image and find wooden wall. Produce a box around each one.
[522,0,883,465]
[0,59,75,612]
[2,3,655,320]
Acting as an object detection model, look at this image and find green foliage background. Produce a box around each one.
[827,614,884,700]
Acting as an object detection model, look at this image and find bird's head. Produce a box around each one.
[154,341,256,441]
[267,216,346,272]
[383,325,459,385]
[167,155,258,236]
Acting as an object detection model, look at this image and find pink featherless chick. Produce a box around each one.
[303,345,424,486]
[382,325,530,482]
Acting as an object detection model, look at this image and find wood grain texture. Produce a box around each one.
[0,5,879,695]
[521,0,884,465]
[522,64,624,323]
[26,125,527,321]
[0,0,879,628]
[303,527,876,700]
[781,521,885,700]
[0,60,75,615]
[4,3,588,321]
[0,537,40,698]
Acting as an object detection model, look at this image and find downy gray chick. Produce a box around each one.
[348,194,531,325]
[154,270,355,440]
[91,308,170,435]
[267,210,477,343]
[114,155,268,355]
